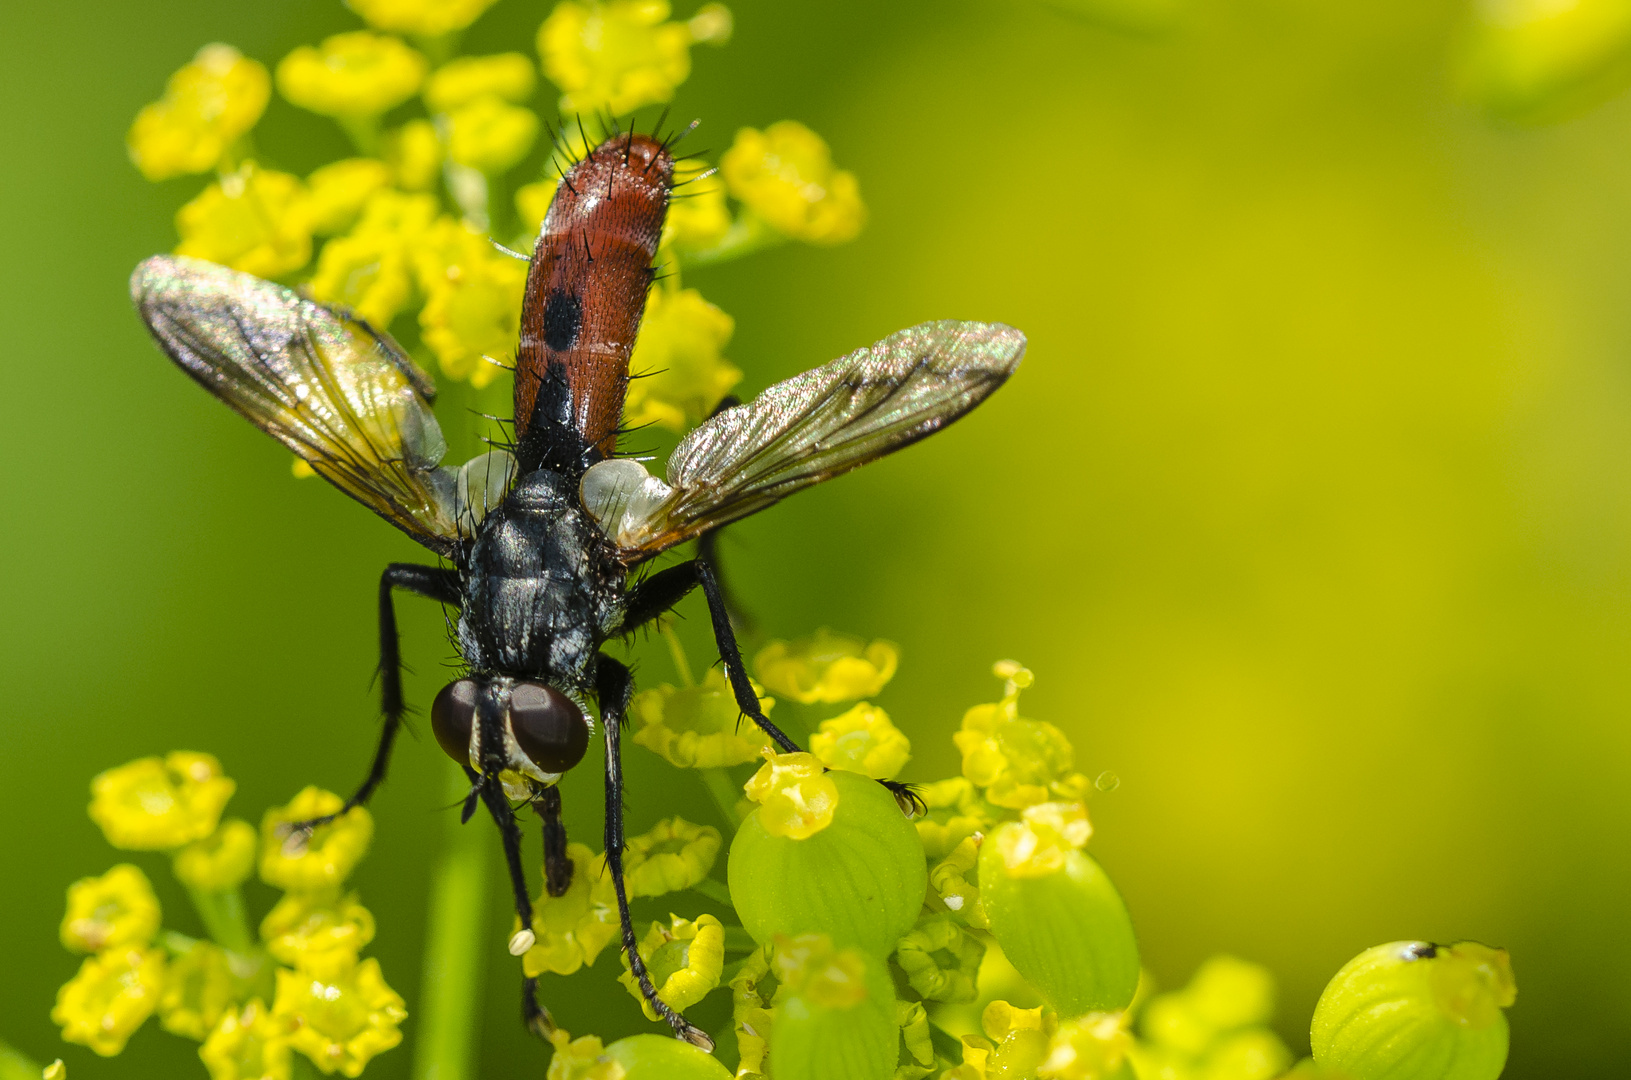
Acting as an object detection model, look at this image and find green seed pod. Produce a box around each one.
[729,770,926,956]
[602,1033,733,1078]
[1311,941,1515,1080]
[768,936,898,1080]
[978,822,1140,1016]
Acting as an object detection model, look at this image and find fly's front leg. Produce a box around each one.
[598,655,714,1050]
[532,784,572,897]
[476,772,555,1039]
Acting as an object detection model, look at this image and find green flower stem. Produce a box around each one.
[337,113,382,157]
[661,622,695,687]
[0,1039,40,1080]
[187,884,254,954]
[700,767,743,829]
[691,876,733,905]
[412,766,492,1080]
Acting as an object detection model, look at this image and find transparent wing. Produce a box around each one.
[132,255,513,555]
[581,320,1025,560]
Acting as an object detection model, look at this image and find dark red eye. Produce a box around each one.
[509,682,587,773]
[431,678,479,763]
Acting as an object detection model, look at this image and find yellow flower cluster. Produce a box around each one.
[810,700,911,779]
[743,750,839,839]
[538,0,732,114]
[754,628,899,704]
[622,816,722,898]
[616,913,725,1020]
[630,669,776,769]
[346,0,499,37]
[174,164,313,279]
[943,1000,1133,1080]
[88,751,235,851]
[1130,956,1291,1080]
[721,121,866,245]
[522,842,620,977]
[624,285,741,432]
[127,44,269,181]
[277,32,427,118]
[954,661,1092,809]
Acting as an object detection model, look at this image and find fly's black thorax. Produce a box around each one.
[459,469,626,689]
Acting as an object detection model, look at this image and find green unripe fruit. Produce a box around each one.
[603,1034,733,1079]
[729,771,926,956]
[1311,941,1515,1080]
[978,823,1140,1016]
[768,937,898,1080]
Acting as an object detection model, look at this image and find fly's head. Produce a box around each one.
[430,674,592,797]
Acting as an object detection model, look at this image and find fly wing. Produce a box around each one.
[132,254,479,555]
[581,320,1025,560]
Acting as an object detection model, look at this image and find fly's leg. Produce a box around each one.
[286,563,461,838]
[475,772,556,1038]
[598,655,715,1050]
[532,784,573,897]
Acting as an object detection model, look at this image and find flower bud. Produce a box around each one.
[978,825,1140,1016]
[1311,941,1515,1080]
[768,936,898,1080]
[729,770,926,957]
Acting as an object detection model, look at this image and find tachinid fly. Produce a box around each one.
[131,125,1025,1049]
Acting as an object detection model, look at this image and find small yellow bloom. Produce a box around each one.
[993,801,1092,879]
[273,958,406,1077]
[913,776,997,861]
[309,189,439,328]
[413,216,527,386]
[753,628,898,705]
[60,864,161,953]
[277,32,428,118]
[444,95,539,173]
[128,44,271,181]
[1183,955,1277,1033]
[973,1000,1055,1079]
[174,818,259,891]
[175,164,313,279]
[538,0,729,114]
[623,817,721,898]
[522,843,619,977]
[664,157,731,251]
[346,0,500,37]
[893,914,985,1003]
[515,178,559,238]
[617,913,724,1019]
[259,788,373,892]
[810,701,911,779]
[624,285,741,432]
[771,934,870,1009]
[260,892,377,971]
[384,119,443,191]
[1039,1013,1131,1080]
[729,946,774,1079]
[743,751,838,840]
[43,1063,66,1080]
[720,121,865,245]
[88,751,237,851]
[305,159,392,235]
[954,663,1090,809]
[52,946,167,1056]
[158,940,237,1041]
[425,53,536,112]
[929,835,984,926]
[201,999,292,1080]
[544,1028,620,1080]
[629,669,775,768]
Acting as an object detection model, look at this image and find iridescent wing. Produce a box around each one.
[133,255,515,555]
[580,320,1026,561]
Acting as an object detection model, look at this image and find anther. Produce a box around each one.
[509,928,537,955]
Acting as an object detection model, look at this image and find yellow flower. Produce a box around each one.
[201,999,292,1080]
[158,940,237,1041]
[630,669,776,769]
[664,157,731,251]
[88,752,237,851]
[954,662,1091,809]
[174,818,259,891]
[622,817,721,898]
[384,119,443,190]
[720,121,865,245]
[128,44,271,180]
[1039,1013,1132,1080]
[175,164,312,278]
[305,159,392,235]
[260,892,377,971]
[414,216,527,387]
[308,189,439,328]
[743,750,838,840]
[346,0,500,37]
[929,835,984,926]
[51,946,166,1056]
[277,32,427,118]
[913,776,997,861]
[963,1000,1056,1080]
[994,801,1093,878]
[893,914,985,1003]
[273,958,406,1077]
[60,864,161,953]
[259,788,373,893]
[624,285,741,432]
[522,843,619,977]
[729,946,774,1079]
[810,701,911,779]
[617,914,725,1020]
[544,1028,621,1080]
[444,95,539,173]
[516,178,558,237]
[753,628,898,705]
[425,53,536,112]
[42,1062,66,1080]
[537,0,731,114]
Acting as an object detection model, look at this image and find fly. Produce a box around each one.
[131,124,1025,1049]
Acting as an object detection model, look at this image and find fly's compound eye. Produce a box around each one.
[431,678,479,764]
[509,682,588,774]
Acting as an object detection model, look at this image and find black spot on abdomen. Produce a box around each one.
[543,290,582,351]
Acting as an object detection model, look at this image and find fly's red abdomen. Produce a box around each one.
[516,132,674,459]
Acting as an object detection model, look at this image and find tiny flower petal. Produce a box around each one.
[537,0,708,115]
[60,864,162,953]
[259,788,373,892]
[617,914,725,1019]
[425,53,536,112]
[305,159,392,235]
[273,958,407,1078]
[630,669,775,769]
[384,119,443,191]
[443,95,539,173]
[623,817,722,898]
[128,44,271,181]
[52,946,166,1056]
[174,164,313,279]
[277,32,428,118]
[1038,1012,1132,1080]
[720,122,865,245]
[742,751,837,840]
[995,801,1092,878]
[173,818,259,891]
[414,216,528,386]
[346,0,500,37]
[200,999,292,1080]
[158,940,238,1041]
[752,629,898,705]
[953,664,1090,810]
[260,892,377,970]
[308,189,440,327]
[88,752,237,851]
[523,843,619,977]
[810,701,911,780]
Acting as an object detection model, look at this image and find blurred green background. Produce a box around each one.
[3,0,1629,1076]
